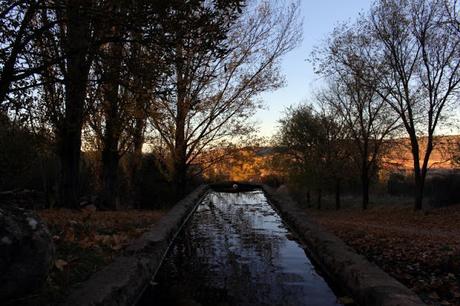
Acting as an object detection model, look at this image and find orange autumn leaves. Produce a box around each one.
[309,205,460,306]
[203,148,284,182]
[39,209,164,271]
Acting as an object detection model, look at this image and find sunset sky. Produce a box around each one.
[255,0,373,137]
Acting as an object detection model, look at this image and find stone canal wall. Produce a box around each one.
[262,185,426,306]
[65,183,426,306]
[65,185,209,306]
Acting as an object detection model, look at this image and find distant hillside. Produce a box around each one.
[382,135,460,171]
[201,136,460,182]
[201,146,285,182]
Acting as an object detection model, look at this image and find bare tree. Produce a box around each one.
[36,0,154,208]
[148,0,301,196]
[313,25,400,209]
[316,107,352,210]
[445,0,460,33]
[368,0,460,210]
[31,0,114,208]
[318,83,397,209]
[98,3,125,209]
[87,4,162,209]
[0,1,61,108]
[0,1,36,104]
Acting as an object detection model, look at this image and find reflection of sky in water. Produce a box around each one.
[138,191,342,306]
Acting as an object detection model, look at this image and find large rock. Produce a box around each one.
[0,205,55,300]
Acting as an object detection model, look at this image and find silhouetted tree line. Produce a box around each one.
[279,0,460,210]
[0,0,300,209]
[277,105,361,210]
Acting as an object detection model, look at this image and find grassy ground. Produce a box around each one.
[7,209,165,306]
[307,202,460,306]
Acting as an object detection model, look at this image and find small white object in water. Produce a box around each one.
[1,236,12,244]
[232,184,238,190]
[27,217,38,230]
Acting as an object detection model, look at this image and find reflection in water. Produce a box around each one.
[138,191,342,306]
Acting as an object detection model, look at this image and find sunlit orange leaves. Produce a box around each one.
[203,147,285,182]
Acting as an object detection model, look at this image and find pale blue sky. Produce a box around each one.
[255,0,373,137]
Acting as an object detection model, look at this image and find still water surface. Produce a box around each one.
[138,190,342,306]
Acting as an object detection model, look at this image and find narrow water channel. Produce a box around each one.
[138,190,343,306]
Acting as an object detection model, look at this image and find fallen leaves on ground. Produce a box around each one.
[14,209,165,305]
[307,204,460,306]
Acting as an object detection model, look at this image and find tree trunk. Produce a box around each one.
[306,190,311,207]
[58,126,82,209]
[335,179,341,210]
[173,44,188,199]
[414,135,433,211]
[361,167,369,210]
[360,138,371,210]
[101,83,121,210]
[130,117,145,208]
[414,171,424,211]
[408,132,427,211]
[129,32,148,208]
[101,148,119,209]
[317,188,322,210]
[172,83,188,198]
[173,136,187,199]
[101,21,122,210]
[57,0,92,208]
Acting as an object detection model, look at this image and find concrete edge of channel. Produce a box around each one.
[261,184,426,306]
[64,184,210,306]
